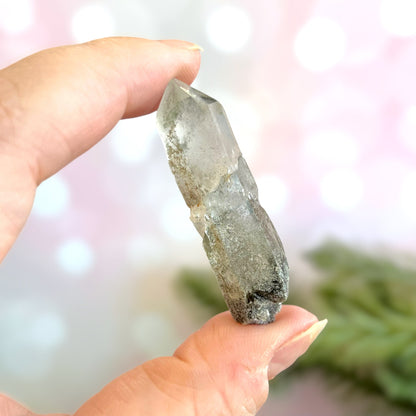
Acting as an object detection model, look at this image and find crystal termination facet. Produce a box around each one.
[156,79,289,324]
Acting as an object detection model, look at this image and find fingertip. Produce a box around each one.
[175,305,319,370]
[120,38,201,117]
[204,305,318,338]
[80,37,202,115]
[173,306,321,413]
[158,38,202,81]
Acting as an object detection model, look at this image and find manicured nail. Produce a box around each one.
[187,43,204,52]
[268,319,328,380]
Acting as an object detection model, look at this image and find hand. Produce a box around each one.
[0,37,326,416]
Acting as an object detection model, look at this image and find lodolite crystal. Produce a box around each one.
[156,79,289,324]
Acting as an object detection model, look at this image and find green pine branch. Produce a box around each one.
[302,241,416,409]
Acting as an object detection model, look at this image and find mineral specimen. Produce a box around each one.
[156,79,289,324]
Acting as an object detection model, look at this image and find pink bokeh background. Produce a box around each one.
[1,0,415,414]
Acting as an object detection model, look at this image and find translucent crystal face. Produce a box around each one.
[157,80,241,205]
[157,79,289,324]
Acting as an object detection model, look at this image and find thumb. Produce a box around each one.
[74,306,326,416]
[0,37,200,263]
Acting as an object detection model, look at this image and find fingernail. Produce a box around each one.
[267,319,328,380]
[187,44,204,52]
[159,40,203,52]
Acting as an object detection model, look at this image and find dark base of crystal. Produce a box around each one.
[228,299,282,325]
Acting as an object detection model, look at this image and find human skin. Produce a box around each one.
[0,37,326,416]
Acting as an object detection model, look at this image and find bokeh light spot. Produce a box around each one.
[320,170,363,212]
[380,0,416,37]
[0,0,34,34]
[32,175,70,217]
[206,4,252,53]
[303,129,359,165]
[257,175,289,215]
[56,239,94,275]
[294,17,347,72]
[110,114,156,164]
[71,3,115,43]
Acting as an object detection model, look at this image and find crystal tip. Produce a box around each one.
[165,79,217,105]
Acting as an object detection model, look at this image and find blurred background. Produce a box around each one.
[0,0,416,414]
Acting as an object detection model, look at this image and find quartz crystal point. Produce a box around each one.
[156,79,289,324]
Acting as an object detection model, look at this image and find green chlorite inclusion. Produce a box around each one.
[156,79,289,324]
